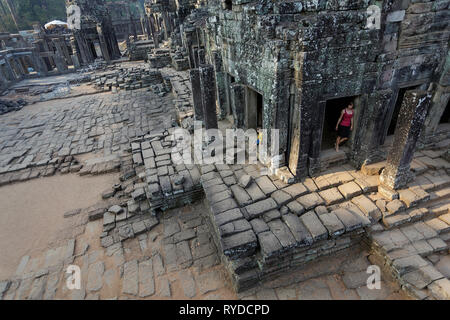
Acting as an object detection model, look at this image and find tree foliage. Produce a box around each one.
[0,0,147,33]
[0,0,67,32]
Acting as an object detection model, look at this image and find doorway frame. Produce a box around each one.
[245,85,263,130]
[380,81,427,146]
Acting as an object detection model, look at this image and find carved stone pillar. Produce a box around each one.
[199,64,218,130]
[380,90,432,191]
[190,68,204,121]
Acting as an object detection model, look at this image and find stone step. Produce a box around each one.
[382,198,450,230]
[380,179,450,230]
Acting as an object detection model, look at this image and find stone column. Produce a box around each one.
[97,24,112,62]
[288,90,313,179]
[14,57,26,76]
[30,47,48,76]
[162,12,171,40]
[308,100,326,175]
[199,64,218,130]
[2,58,17,80]
[69,35,81,69]
[52,39,68,72]
[230,83,246,129]
[197,48,206,66]
[189,68,203,121]
[74,31,94,65]
[18,57,29,74]
[212,50,228,120]
[380,90,432,191]
[149,15,159,48]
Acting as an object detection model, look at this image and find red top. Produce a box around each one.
[340,109,353,127]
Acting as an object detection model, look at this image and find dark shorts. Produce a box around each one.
[338,125,351,138]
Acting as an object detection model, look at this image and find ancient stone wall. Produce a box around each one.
[198,0,449,177]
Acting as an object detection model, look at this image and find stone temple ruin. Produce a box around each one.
[0,0,449,300]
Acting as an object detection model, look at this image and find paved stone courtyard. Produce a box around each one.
[0,199,408,300]
[0,68,448,300]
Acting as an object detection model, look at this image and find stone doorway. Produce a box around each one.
[321,96,355,151]
[245,87,263,130]
[384,85,421,147]
[439,99,449,124]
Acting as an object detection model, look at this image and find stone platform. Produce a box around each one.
[196,148,449,292]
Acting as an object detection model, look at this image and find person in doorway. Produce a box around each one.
[257,128,263,146]
[335,102,354,152]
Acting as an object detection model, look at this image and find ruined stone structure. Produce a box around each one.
[107,1,144,41]
[154,0,450,292]
[144,0,198,48]
[0,26,74,93]
[180,0,449,188]
[66,0,121,66]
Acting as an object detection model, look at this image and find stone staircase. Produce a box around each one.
[198,147,450,292]
[199,161,388,292]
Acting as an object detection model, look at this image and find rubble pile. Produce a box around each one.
[128,40,154,61]
[129,129,204,214]
[171,48,190,71]
[90,67,166,92]
[0,99,28,115]
[161,68,195,129]
[148,49,172,69]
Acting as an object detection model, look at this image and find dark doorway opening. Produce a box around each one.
[224,0,232,10]
[229,74,235,84]
[321,96,355,151]
[257,93,263,128]
[246,87,263,130]
[440,100,449,124]
[90,42,98,59]
[387,87,408,136]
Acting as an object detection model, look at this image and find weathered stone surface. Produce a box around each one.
[297,193,324,210]
[361,162,386,176]
[239,175,253,188]
[258,231,283,258]
[122,260,139,296]
[318,213,345,238]
[87,261,104,292]
[231,184,252,206]
[211,198,239,215]
[221,230,258,258]
[250,218,270,234]
[255,176,277,195]
[220,219,252,237]
[271,190,293,207]
[286,200,305,215]
[386,199,406,215]
[158,278,171,297]
[338,182,362,200]
[281,214,313,246]
[300,211,328,242]
[392,255,429,276]
[243,198,278,220]
[109,205,123,214]
[428,278,450,300]
[351,195,381,221]
[196,270,223,295]
[333,208,362,232]
[262,209,282,223]
[267,219,297,249]
[282,183,308,199]
[179,270,196,298]
[214,208,244,226]
[138,259,155,298]
[319,188,344,206]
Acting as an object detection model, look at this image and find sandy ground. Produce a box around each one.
[0,173,119,280]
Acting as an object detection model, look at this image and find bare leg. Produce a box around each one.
[340,137,348,144]
[335,137,340,152]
